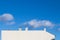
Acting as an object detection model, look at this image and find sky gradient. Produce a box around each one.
[0,0,60,40]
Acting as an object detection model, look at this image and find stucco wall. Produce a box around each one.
[1,30,55,40]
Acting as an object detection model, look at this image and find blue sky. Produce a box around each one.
[0,0,60,40]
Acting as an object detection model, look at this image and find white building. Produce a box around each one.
[1,28,55,40]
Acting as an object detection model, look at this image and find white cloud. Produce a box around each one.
[22,19,54,28]
[1,13,14,21]
[0,16,2,21]
[58,28,60,31]
[41,20,54,27]
[0,13,15,25]
[28,20,42,27]
[5,21,15,25]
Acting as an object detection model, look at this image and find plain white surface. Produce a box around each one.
[1,28,55,40]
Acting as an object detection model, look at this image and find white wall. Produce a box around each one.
[1,30,55,40]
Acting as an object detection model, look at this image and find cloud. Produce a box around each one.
[28,20,42,27]
[0,13,15,25]
[41,20,54,27]
[1,14,14,21]
[58,28,60,31]
[22,19,55,28]
[0,16,2,21]
[5,21,15,25]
